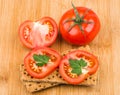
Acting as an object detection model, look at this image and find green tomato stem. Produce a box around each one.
[64,2,92,34]
[71,2,81,22]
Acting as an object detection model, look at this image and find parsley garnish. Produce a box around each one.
[69,58,87,75]
[33,54,50,66]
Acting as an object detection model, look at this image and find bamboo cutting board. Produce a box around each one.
[0,0,120,95]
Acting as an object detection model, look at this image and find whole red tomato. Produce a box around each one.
[59,3,100,45]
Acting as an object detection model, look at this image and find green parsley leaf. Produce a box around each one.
[33,54,50,67]
[71,68,82,75]
[79,59,87,67]
[69,58,87,75]
[36,63,45,67]
[69,59,80,68]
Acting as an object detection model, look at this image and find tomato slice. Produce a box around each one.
[59,50,99,85]
[19,17,58,49]
[24,47,61,78]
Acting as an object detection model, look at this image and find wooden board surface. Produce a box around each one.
[0,0,120,95]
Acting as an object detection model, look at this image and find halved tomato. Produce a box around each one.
[24,47,61,78]
[59,50,99,85]
[19,17,58,49]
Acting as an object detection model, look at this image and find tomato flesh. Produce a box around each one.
[59,50,99,85]
[19,17,58,49]
[24,47,61,79]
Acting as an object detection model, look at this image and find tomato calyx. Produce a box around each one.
[64,3,93,33]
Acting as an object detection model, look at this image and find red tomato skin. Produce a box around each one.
[24,47,61,79]
[59,50,99,85]
[59,7,101,45]
[19,20,34,49]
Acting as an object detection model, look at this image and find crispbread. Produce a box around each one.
[20,66,59,93]
[21,64,97,86]
[22,81,59,92]
[20,45,98,86]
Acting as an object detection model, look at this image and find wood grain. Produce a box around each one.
[0,0,120,95]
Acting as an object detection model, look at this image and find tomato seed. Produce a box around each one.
[49,26,53,32]
[24,35,27,39]
[51,55,56,62]
[64,65,78,78]
[44,21,53,32]
[30,63,33,66]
